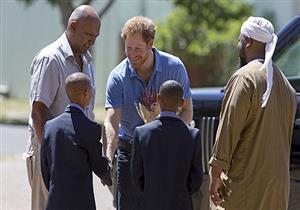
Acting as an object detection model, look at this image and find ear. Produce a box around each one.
[156,94,161,104]
[245,37,252,48]
[147,39,154,49]
[70,20,78,32]
[178,98,184,108]
[82,88,88,100]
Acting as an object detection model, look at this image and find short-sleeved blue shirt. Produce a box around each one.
[105,48,191,140]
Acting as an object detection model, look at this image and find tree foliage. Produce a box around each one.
[18,0,115,27]
[155,0,253,87]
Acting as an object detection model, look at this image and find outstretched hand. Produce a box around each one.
[100,164,113,186]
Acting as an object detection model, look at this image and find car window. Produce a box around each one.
[276,39,300,79]
[276,39,300,92]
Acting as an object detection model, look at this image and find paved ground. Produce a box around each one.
[0,124,115,210]
[2,157,300,210]
[289,162,300,210]
[0,124,299,210]
[0,156,115,210]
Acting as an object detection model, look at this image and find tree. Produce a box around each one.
[155,0,252,87]
[19,0,115,27]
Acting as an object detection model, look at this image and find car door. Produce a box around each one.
[274,16,300,154]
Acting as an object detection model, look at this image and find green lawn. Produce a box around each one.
[0,97,29,125]
[0,97,106,125]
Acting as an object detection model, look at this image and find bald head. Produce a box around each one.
[158,80,184,112]
[65,72,92,105]
[68,5,100,26]
[66,5,101,55]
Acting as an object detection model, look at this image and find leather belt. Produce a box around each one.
[118,138,133,153]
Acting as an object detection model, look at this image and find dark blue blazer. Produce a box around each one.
[131,116,203,210]
[41,106,111,210]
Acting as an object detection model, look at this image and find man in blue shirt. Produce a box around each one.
[104,16,193,210]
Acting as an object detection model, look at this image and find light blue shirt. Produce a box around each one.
[105,48,191,140]
[67,103,85,114]
[158,111,180,119]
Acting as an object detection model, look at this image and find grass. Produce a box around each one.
[0,97,106,125]
[0,97,29,125]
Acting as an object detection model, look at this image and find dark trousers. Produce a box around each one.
[116,146,142,210]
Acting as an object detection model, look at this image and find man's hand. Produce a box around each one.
[209,176,224,207]
[100,164,112,186]
[209,166,225,207]
[138,103,160,123]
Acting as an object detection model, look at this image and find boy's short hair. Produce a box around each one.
[65,72,91,101]
[159,80,183,104]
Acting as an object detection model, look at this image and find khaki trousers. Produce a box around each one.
[24,133,48,210]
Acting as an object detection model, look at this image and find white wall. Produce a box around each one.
[247,0,300,29]
[1,0,63,99]
[0,0,173,105]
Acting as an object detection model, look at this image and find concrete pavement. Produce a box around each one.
[0,155,115,210]
[0,124,115,210]
[1,124,300,210]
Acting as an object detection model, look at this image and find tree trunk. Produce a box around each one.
[57,0,74,28]
[57,0,115,28]
[98,0,116,18]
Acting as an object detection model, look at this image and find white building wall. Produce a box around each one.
[0,0,173,105]
[1,0,63,100]
[247,0,300,29]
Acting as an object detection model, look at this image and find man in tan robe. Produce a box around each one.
[208,16,297,210]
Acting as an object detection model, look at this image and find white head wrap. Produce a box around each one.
[240,16,278,107]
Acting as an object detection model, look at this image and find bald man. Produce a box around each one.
[41,72,111,210]
[131,80,203,210]
[24,5,101,210]
[209,17,297,210]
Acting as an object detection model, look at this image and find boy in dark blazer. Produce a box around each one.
[131,80,203,210]
[41,72,112,210]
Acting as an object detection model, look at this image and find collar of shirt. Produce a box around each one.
[60,33,92,63]
[256,58,265,63]
[128,47,162,78]
[67,103,85,113]
[158,111,180,119]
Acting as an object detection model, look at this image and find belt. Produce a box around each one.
[118,138,133,153]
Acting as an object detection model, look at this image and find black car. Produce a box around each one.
[191,14,300,174]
